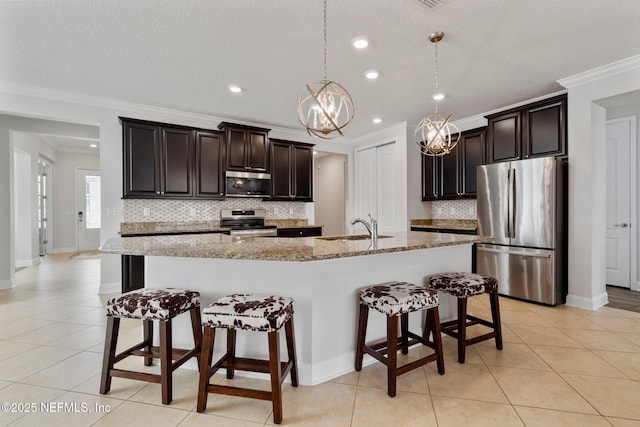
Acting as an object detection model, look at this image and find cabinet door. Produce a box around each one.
[292,144,313,200]
[225,128,248,171]
[460,129,485,198]
[247,130,269,172]
[421,154,439,201]
[161,127,193,197]
[440,141,460,199]
[271,141,292,199]
[123,121,160,197]
[195,131,224,198]
[487,111,520,163]
[523,96,566,158]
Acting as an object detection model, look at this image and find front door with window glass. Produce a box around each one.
[77,169,101,252]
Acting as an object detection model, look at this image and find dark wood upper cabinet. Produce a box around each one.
[123,119,193,198]
[522,96,567,158]
[421,154,439,201]
[218,122,271,172]
[486,94,566,163]
[122,117,227,200]
[421,127,485,200]
[195,130,225,198]
[123,121,160,197]
[161,127,193,197]
[269,139,314,201]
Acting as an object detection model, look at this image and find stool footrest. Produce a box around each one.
[109,368,161,384]
[206,384,273,401]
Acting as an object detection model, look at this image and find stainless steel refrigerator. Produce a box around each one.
[476,157,567,305]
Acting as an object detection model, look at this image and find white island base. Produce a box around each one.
[144,243,472,386]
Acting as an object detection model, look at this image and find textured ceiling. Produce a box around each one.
[2,0,640,139]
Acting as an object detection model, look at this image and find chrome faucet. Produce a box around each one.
[350,214,378,240]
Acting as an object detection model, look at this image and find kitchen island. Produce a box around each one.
[100,231,488,385]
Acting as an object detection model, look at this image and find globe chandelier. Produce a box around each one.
[415,31,460,156]
[297,0,354,139]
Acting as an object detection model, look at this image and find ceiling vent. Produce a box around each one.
[416,0,442,8]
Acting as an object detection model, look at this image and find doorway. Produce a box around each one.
[314,152,347,235]
[76,168,101,252]
[605,116,638,290]
[37,158,50,256]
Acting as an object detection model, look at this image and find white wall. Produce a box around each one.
[314,154,346,235]
[54,152,100,253]
[558,55,640,309]
[13,148,33,267]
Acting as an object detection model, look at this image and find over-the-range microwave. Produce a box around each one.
[225,170,271,197]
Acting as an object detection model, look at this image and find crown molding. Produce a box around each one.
[558,55,640,88]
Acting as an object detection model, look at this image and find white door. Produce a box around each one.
[605,117,636,288]
[355,147,377,223]
[76,169,101,252]
[355,142,397,233]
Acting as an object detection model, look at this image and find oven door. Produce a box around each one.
[225,171,271,197]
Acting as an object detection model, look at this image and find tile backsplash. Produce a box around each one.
[431,199,477,220]
[123,199,307,222]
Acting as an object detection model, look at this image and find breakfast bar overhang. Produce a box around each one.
[100,231,488,385]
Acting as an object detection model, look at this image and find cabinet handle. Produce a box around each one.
[156,191,160,195]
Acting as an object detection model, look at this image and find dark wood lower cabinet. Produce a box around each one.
[276,227,322,237]
[121,255,144,293]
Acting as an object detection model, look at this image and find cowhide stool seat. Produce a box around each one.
[197,294,298,425]
[427,272,503,363]
[355,282,445,397]
[100,288,202,405]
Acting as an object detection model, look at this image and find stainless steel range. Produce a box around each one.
[220,209,277,237]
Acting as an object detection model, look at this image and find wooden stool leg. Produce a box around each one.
[190,307,203,369]
[490,290,503,350]
[268,330,283,425]
[430,307,445,375]
[285,317,299,387]
[355,304,369,371]
[196,326,216,412]
[160,319,172,405]
[197,326,216,413]
[400,313,409,355]
[100,316,120,394]
[143,319,153,366]
[457,297,467,364]
[386,315,398,397]
[226,328,236,379]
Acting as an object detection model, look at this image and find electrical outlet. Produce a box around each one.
[143,207,150,216]
[468,206,474,214]
[450,208,455,214]
[436,207,442,215]
[274,207,279,215]
[190,208,197,216]
[289,208,294,216]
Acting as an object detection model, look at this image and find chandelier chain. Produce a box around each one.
[323,0,328,79]
[433,38,439,113]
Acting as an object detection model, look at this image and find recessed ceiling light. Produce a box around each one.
[90,144,97,148]
[228,85,242,93]
[365,70,379,79]
[432,93,445,101]
[352,37,369,49]
[373,118,382,124]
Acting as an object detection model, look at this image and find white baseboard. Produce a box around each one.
[15,257,41,268]
[52,247,76,254]
[566,291,609,311]
[98,281,121,295]
[0,278,17,289]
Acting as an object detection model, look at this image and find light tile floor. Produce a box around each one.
[1,253,640,426]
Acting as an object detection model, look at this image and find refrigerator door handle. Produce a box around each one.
[477,246,552,258]
[510,168,517,238]
[505,169,511,238]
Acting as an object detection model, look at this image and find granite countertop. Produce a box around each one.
[410,219,477,231]
[100,231,489,262]
[120,220,322,236]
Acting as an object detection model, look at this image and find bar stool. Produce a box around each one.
[427,272,503,363]
[100,288,202,404]
[355,281,445,397]
[197,294,298,425]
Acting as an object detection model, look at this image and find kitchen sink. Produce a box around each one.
[316,234,392,241]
